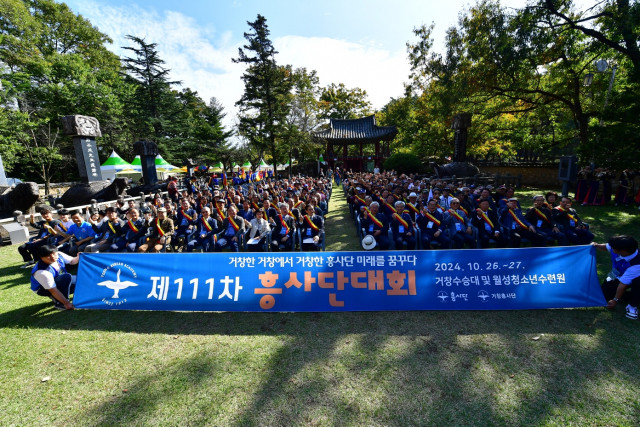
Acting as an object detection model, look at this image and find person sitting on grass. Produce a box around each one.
[593,235,640,320]
[30,244,78,310]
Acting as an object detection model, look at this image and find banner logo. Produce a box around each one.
[96,263,139,305]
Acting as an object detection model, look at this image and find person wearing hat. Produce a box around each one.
[138,207,175,253]
[214,205,246,252]
[361,201,389,250]
[390,201,416,250]
[444,198,475,249]
[86,207,124,253]
[497,187,519,215]
[500,197,547,247]
[439,187,453,210]
[416,199,451,249]
[18,207,63,268]
[493,185,508,205]
[30,244,79,310]
[405,192,422,222]
[171,199,197,252]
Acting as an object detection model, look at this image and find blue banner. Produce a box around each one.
[73,246,605,312]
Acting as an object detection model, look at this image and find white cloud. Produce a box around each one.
[71,2,410,133]
[276,35,409,108]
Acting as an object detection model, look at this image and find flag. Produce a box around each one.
[222,172,228,188]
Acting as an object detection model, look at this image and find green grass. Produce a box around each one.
[1,188,640,425]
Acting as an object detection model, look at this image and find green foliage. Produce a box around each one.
[318,82,372,120]
[383,152,425,175]
[0,1,231,186]
[399,0,640,169]
[234,15,293,170]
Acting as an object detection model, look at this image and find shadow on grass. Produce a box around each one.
[73,308,640,425]
[0,264,32,289]
[0,303,611,336]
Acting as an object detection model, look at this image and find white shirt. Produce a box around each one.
[33,253,75,290]
[607,245,640,285]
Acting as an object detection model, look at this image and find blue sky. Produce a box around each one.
[62,0,594,130]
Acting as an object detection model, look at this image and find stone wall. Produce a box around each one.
[481,166,560,188]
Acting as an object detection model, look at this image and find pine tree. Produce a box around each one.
[233,14,292,172]
[121,35,181,142]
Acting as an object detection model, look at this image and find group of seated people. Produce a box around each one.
[344,171,594,250]
[18,176,331,266]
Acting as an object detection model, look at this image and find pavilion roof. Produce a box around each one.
[313,115,397,143]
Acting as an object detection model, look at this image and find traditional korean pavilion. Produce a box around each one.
[313,115,397,172]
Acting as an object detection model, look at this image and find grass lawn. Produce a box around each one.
[1,187,639,425]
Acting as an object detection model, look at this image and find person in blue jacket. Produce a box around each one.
[30,245,79,310]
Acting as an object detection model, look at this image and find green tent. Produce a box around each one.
[100,151,133,179]
[257,158,271,171]
[129,155,143,172]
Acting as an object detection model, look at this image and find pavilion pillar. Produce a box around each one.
[343,143,348,169]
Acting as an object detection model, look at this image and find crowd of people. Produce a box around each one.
[18,175,332,269]
[343,170,594,251]
[21,168,640,315]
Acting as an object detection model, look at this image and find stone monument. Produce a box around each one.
[452,113,472,162]
[61,115,103,182]
[134,140,159,185]
[432,113,479,178]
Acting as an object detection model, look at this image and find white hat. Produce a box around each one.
[362,235,377,250]
[409,192,418,198]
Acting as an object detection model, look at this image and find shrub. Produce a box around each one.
[383,153,425,175]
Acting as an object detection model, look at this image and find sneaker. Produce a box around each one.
[53,302,66,310]
[21,261,35,269]
[626,305,638,320]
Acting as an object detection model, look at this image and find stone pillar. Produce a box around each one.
[451,113,472,163]
[134,141,159,185]
[61,115,103,182]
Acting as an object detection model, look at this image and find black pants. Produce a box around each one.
[601,278,640,306]
[35,273,75,303]
[18,238,49,262]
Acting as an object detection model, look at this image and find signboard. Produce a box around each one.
[74,246,605,312]
[73,138,102,182]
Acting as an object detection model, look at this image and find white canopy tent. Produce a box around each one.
[100,150,133,181]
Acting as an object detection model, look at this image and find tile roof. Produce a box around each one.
[313,115,397,142]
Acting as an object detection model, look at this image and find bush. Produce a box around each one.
[383,153,425,175]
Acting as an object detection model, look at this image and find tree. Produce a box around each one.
[233,14,292,172]
[0,0,122,191]
[170,91,233,165]
[404,0,639,167]
[281,68,322,174]
[121,35,182,144]
[318,83,372,120]
[537,0,640,83]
